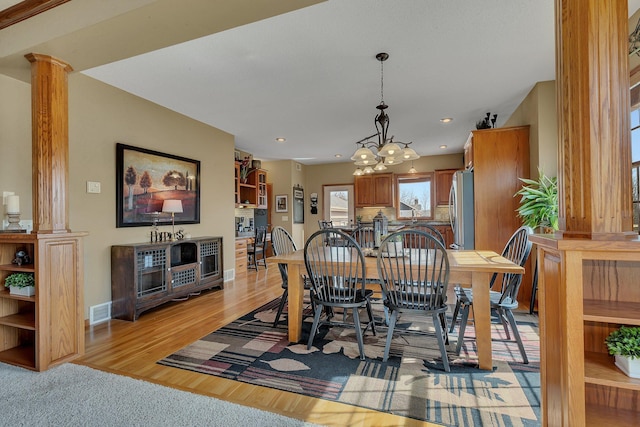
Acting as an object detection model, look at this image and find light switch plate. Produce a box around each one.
[282,216,288,221]
[87,181,101,193]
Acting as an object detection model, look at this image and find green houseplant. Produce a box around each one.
[4,272,35,296]
[605,326,640,378]
[514,169,559,232]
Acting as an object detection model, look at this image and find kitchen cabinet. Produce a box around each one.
[0,232,86,371]
[433,224,453,248]
[111,237,223,321]
[235,165,268,208]
[355,173,394,207]
[434,169,458,206]
[468,126,531,303]
[235,238,248,279]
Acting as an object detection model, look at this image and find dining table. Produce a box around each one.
[270,248,525,370]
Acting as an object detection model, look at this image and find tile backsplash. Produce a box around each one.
[355,205,450,222]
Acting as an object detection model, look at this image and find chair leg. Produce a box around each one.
[504,308,529,364]
[365,299,377,336]
[352,308,365,361]
[383,309,398,362]
[455,303,471,355]
[273,288,288,327]
[439,312,449,344]
[307,303,324,350]
[449,298,461,333]
[497,308,512,340]
[433,313,451,372]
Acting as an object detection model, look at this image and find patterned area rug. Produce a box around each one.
[159,299,540,427]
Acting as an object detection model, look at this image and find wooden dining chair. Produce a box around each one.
[304,229,376,360]
[270,226,314,327]
[449,225,533,363]
[351,225,375,248]
[376,229,451,371]
[247,226,268,270]
[407,223,445,247]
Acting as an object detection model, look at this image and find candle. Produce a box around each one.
[6,195,19,214]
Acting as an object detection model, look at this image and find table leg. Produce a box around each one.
[287,263,304,343]
[472,270,493,370]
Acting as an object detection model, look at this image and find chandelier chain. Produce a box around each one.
[380,56,384,104]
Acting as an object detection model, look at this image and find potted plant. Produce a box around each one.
[4,272,35,296]
[514,168,559,233]
[605,326,640,378]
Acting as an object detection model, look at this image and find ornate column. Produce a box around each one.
[25,53,72,234]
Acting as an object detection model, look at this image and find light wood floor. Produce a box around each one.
[78,260,441,427]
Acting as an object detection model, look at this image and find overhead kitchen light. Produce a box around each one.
[351,52,419,175]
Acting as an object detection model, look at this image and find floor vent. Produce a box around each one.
[89,302,111,325]
[224,269,235,282]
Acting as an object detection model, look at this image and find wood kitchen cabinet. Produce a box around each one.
[235,165,268,208]
[355,173,394,207]
[434,169,458,206]
[468,125,531,302]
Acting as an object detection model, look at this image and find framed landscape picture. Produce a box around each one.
[116,143,200,228]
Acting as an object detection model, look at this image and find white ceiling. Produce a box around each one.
[81,0,640,165]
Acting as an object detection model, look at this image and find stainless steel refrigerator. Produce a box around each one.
[448,170,474,250]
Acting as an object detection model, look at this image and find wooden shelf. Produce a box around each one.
[585,351,640,391]
[0,345,35,370]
[0,312,36,330]
[0,287,35,302]
[586,402,640,426]
[0,263,35,272]
[583,299,640,325]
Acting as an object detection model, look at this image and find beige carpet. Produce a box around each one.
[0,362,321,426]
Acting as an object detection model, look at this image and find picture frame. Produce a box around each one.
[293,185,304,224]
[275,195,288,213]
[116,143,200,228]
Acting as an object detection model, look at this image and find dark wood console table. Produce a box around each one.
[111,236,223,321]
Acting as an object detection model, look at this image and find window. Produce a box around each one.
[395,173,433,220]
[631,104,640,232]
[322,184,354,226]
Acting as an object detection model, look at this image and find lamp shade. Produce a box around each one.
[401,147,420,160]
[351,147,376,161]
[377,142,401,157]
[162,199,183,214]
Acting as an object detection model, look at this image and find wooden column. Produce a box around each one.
[555,0,633,239]
[25,53,72,234]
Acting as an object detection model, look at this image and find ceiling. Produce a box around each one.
[6,1,640,166]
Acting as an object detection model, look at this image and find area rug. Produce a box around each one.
[159,299,540,427]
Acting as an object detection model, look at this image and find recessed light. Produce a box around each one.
[440,145,447,149]
[275,137,286,142]
[335,154,342,158]
[440,118,453,123]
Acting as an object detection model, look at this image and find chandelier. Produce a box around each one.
[351,52,419,176]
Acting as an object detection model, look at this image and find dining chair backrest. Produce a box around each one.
[493,226,533,305]
[407,223,445,247]
[255,226,267,249]
[351,225,375,248]
[304,229,366,304]
[270,226,297,256]
[376,229,450,311]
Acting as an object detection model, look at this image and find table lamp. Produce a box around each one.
[162,199,183,241]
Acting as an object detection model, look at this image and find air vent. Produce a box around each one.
[224,269,235,282]
[89,302,111,325]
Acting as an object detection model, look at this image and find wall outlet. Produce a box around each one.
[87,181,101,193]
